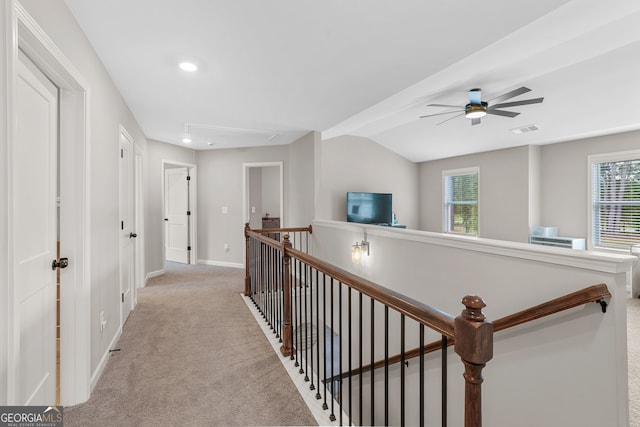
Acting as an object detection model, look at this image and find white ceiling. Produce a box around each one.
[62,0,640,162]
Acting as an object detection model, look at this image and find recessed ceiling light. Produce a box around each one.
[179,62,198,72]
[182,137,192,143]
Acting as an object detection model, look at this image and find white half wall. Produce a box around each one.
[311,219,632,426]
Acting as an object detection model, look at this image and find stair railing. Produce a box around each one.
[244,224,497,427]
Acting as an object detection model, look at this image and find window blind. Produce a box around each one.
[592,159,640,248]
[444,170,478,235]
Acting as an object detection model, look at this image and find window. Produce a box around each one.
[444,168,478,235]
[590,151,640,249]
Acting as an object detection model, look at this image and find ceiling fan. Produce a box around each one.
[420,87,543,126]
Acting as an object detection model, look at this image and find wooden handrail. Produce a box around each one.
[252,225,313,234]
[329,283,611,382]
[246,224,455,336]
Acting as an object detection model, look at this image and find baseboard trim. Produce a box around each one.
[90,327,122,391]
[144,269,165,285]
[197,259,244,269]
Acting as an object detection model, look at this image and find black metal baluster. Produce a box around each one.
[329,278,336,422]
[348,287,352,426]
[274,251,283,342]
[339,281,343,426]
[322,273,328,410]
[292,255,298,363]
[385,306,389,427]
[401,314,405,427]
[420,324,425,427]
[371,298,375,426]
[442,335,447,427]
[309,265,315,391]
[315,269,321,400]
[298,263,309,381]
[359,292,363,426]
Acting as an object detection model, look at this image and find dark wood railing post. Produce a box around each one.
[454,295,493,427]
[244,223,252,296]
[280,234,294,357]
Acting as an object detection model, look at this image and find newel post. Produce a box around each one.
[280,234,294,357]
[454,295,493,427]
[244,223,251,296]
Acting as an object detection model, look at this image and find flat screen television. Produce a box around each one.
[346,192,392,225]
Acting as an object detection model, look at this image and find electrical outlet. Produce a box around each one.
[224,243,230,252]
[100,311,107,332]
[221,206,228,214]
[251,206,256,214]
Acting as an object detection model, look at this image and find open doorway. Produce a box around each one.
[162,161,197,265]
[243,162,284,232]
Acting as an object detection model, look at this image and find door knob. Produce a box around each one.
[52,257,69,270]
[164,218,169,221]
[130,233,137,238]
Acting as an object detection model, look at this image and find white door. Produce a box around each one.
[164,167,189,263]
[119,129,135,324]
[14,51,58,405]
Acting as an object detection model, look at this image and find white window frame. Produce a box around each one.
[442,167,480,236]
[588,149,640,252]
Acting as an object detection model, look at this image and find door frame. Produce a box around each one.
[119,125,135,325]
[161,160,197,265]
[242,162,284,228]
[134,145,145,294]
[1,2,92,405]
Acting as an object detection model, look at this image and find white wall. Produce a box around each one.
[419,145,532,242]
[288,131,317,227]
[6,0,148,396]
[144,139,196,274]
[318,135,419,229]
[311,220,632,426]
[197,145,289,266]
[540,129,640,239]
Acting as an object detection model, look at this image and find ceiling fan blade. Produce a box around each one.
[471,118,481,126]
[420,109,464,119]
[486,109,520,118]
[490,97,544,109]
[427,103,463,108]
[436,112,465,125]
[487,86,531,104]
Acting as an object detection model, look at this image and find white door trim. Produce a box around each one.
[161,160,197,265]
[2,1,92,406]
[119,125,135,326]
[242,162,284,228]
[134,145,145,293]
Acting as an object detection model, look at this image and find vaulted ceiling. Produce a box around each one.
[63,0,640,162]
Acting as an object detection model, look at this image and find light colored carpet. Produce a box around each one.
[630,297,640,427]
[64,262,318,426]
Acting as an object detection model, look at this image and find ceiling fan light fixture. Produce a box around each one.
[465,102,487,119]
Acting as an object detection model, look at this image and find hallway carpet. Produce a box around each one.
[65,262,318,427]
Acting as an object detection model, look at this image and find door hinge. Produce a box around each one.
[186,175,191,181]
[120,148,123,158]
[121,293,124,303]
[187,211,191,216]
[121,221,124,230]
